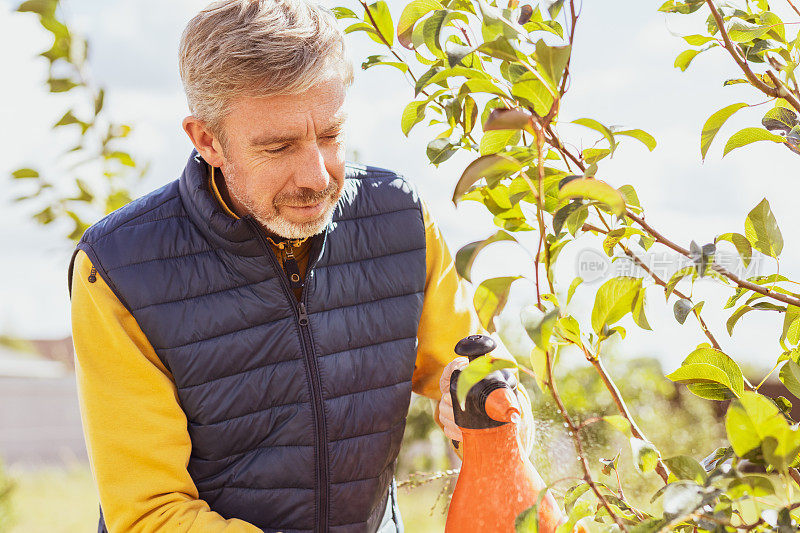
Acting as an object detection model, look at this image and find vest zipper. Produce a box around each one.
[246,217,329,533]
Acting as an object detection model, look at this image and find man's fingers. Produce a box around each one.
[439,356,469,395]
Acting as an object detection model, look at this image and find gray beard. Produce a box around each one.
[223,162,342,239]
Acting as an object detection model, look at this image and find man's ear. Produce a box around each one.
[182,116,226,167]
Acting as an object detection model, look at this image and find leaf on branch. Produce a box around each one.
[455,230,517,282]
[726,18,771,43]
[614,129,657,152]
[761,106,799,135]
[483,108,533,132]
[723,127,786,157]
[534,39,571,90]
[700,102,748,161]
[474,276,522,333]
[12,168,39,179]
[674,49,701,71]
[657,0,704,14]
[744,197,783,258]
[715,232,752,268]
[668,347,745,400]
[452,154,522,204]
[456,354,517,409]
[557,177,626,217]
[397,0,441,48]
[522,306,560,352]
[779,360,800,399]
[572,118,616,154]
[426,137,457,166]
[664,455,707,484]
[630,437,659,473]
[590,276,642,334]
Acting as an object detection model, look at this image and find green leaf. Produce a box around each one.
[397,0,441,48]
[107,151,135,167]
[682,347,745,399]
[674,49,701,71]
[615,129,656,151]
[455,230,517,282]
[726,304,756,336]
[673,298,693,325]
[665,266,695,300]
[331,6,359,19]
[744,197,783,258]
[400,100,428,136]
[781,305,800,346]
[555,315,581,346]
[762,106,798,135]
[603,415,632,437]
[361,55,408,73]
[683,34,715,46]
[16,0,57,16]
[479,130,521,156]
[590,276,642,334]
[572,118,616,155]
[664,455,707,484]
[727,475,775,498]
[715,232,752,267]
[426,137,457,165]
[483,108,533,132]
[366,1,394,46]
[12,168,39,179]
[452,154,522,204]
[456,354,517,409]
[723,127,785,157]
[779,360,800,398]
[632,286,651,330]
[630,437,659,473]
[511,78,553,116]
[558,177,626,217]
[727,18,771,43]
[700,102,747,161]
[581,148,609,165]
[567,278,582,305]
[474,276,522,333]
[657,0,704,14]
[522,307,560,352]
[514,503,539,533]
[47,78,79,93]
[725,391,782,456]
[534,39,571,89]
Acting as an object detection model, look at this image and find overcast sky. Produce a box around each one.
[1,0,798,373]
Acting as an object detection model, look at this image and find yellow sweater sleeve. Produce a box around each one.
[411,200,534,455]
[411,199,487,402]
[70,250,261,533]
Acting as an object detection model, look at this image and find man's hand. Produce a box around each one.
[438,356,469,442]
[438,356,535,454]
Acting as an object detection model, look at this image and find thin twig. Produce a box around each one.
[627,210,800,308]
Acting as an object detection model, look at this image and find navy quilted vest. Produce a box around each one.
[69,150,428,533]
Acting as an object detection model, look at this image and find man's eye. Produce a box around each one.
[265,145,288,154]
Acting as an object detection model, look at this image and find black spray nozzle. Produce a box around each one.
[454,334,497,362]
[449,335,518,449]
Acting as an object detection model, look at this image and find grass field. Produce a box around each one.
[3,463,447,533]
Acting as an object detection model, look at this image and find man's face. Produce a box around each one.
[217,69,348,239]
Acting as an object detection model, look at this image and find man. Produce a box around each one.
[69,0,533,531]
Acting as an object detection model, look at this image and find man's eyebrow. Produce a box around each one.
[249,116,348,146]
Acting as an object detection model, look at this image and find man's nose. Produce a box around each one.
[294,144,330,192]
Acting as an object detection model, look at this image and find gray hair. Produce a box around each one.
[179,0,354,146]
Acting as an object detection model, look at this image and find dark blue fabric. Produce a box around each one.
[72,150,426,532]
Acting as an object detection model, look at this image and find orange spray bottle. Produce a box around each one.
[445,334,568,533]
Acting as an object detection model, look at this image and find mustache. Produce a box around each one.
[274,179,341,207]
